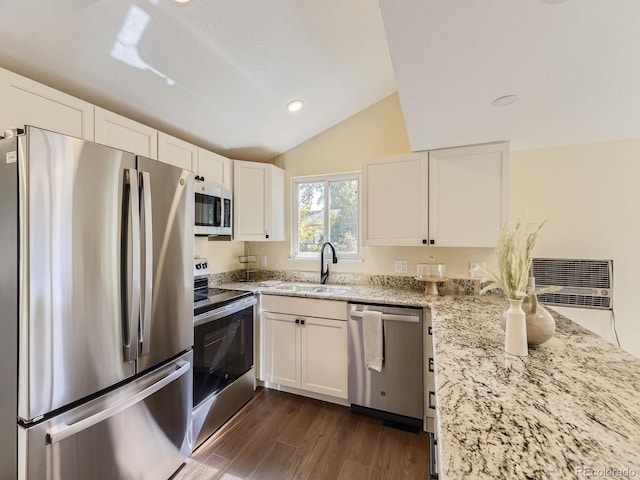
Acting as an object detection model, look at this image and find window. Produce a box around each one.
[292,173,360,259]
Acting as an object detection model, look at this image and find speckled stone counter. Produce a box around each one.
[218,281,640,479]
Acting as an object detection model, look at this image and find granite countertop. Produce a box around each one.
[219,280,640,479]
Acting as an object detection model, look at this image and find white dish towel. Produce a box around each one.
[363,310,383,372]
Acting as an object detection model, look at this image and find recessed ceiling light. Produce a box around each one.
[172,0,191,4]
[287,100,304,112]
[491,95,519,107]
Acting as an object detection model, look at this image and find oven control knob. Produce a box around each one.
[196,263,202,269]
[203,262,208,269]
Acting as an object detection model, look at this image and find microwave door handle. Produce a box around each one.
[209,196,215,226]
[215,195,222,227]
[225,197,232,228]
[140,171,153,357]
[123,168,141,362]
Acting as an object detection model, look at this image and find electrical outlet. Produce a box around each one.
[469,261,486,277]
[394,260,408,274]
[260,256,267,268]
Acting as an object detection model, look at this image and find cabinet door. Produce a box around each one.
[94,107,158,159]
[0,68,94,140]
[234,160,267,240]
[428,143,508,247]
[234,160,285,241]
[300,317,348,399]
[157,132,197,171]
[267,164,285,241]
[363,153,429,246]
[262,312,299,388]
[196,148,232,188]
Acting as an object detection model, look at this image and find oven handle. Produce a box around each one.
[194,296,256,326]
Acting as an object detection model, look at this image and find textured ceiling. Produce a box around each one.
[0,0,396,161]
[380,0,640,152]
[1,1,638,162]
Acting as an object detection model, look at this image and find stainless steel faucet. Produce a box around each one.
[320,242,338,284]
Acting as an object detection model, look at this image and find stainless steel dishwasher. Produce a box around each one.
[348,303,423,430]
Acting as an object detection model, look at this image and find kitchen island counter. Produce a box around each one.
[219,281,640,479]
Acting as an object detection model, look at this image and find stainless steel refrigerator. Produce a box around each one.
[0,126,194,479]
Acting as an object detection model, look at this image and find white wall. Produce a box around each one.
[510,141,640,357]
[194,237,246,274]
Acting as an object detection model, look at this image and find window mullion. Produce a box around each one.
[324,179,331,244]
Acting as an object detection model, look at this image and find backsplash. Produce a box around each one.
[209,269,488,295]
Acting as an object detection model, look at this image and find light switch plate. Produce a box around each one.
[260,256,267,268]
[394,260,408,274]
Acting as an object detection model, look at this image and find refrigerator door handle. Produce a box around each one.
[46,361,190,445]
[123,168,141,362]
[140,171,153,357]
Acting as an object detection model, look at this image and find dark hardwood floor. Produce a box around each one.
[172,387,430,480]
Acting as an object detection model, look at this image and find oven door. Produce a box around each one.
[193,296,256,407]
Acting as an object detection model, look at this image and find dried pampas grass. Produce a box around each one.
[477,220,545,300]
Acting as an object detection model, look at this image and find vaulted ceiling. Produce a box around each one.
[0,1,638,161]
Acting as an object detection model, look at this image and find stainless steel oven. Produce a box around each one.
[193,293,255,406]
[191,265,256,449]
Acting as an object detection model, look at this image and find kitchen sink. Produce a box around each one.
[273,284,348,295]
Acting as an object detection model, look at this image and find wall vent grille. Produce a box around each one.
[532,258,613,310]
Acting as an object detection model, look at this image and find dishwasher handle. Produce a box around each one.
[348,309,420,323]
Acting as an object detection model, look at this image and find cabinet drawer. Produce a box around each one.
[261,295,347,321]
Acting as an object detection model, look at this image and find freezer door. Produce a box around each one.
[19,351,193,480]
[20,127,138,422]
[136,156,193,373]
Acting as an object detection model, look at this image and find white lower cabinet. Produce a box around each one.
[260,295,348,400]
[262,312,299,388]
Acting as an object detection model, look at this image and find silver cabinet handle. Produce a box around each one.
[46,362,190,445]
[139,171,153,357]
[123,168,140,362]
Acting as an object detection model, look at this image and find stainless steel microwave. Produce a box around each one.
[195,185,232,236]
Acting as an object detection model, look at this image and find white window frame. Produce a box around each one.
[291,172,361,261]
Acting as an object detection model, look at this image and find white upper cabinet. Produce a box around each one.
[196,148,233,189]
[428,143,508,247]
[363,143,508,247]
[0,67,94,140]
[363,152,429,246]
[94,107,158,159]
[233,160,285,241]
[157,131,197,171]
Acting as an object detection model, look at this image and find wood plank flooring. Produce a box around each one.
[172,387,430,480]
